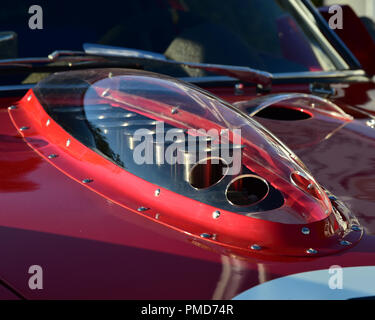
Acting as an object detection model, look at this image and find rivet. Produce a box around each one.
[250,244,262,251]
[212,210,220,219]
[171,107,179,114]
[200,233,212,239]
[234,83,244,95]
[351,225,361,232]
[20,126,29,131]
[154,189,160,197]
[46,119,50,126]
[101,88,110,97]
[27,95,32,101]
[307,183,313,190]
[306,248,318,254]
[301,227,310,235]
[66,139,71,147]
[329,195,337,201]
[340,240,352,246]
[82,179,93,184]
[137,207,149,212]
[48,154,58,159]
[8,105,17,110]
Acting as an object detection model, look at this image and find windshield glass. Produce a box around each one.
[2,0,348,75]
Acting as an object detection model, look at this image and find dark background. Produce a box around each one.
[0,0,326,58]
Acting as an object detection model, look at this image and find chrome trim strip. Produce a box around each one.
[272,70,366,80]
[0,71,368,95]
[179,70,367,83]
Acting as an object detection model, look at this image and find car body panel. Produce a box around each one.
[1,0,375,300]
[1,77,375,299]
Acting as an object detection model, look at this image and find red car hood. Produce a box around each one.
[1,78,375,299]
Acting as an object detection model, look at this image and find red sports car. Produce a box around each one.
[1,0,375,301]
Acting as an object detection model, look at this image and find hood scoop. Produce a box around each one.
[8,68,362,257]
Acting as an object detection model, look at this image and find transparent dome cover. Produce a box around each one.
[33,68,332,224]
[234,93,353,120]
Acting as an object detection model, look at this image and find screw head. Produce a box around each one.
[20,126,29,131]
[234,83,244,95]
[46,119,51,126]
[155,213,160,220]
[250,244,262,251]
[171,107,179,114]
[66,139,71,147]
[137,207,149,212]
[340,240,352,246]
[351,225,361,232]
[301,227,310,235]
[212,210,221,219]
[82,179,93,184]
[48,154,58,159]
[200,233,212,239]
[306,248,318,254]
[235,83,244,90]
[27,95,32,101]
[101,89,110,97]
[154,189,161,197]
[8,105,17,110]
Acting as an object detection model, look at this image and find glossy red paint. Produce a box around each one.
[8,85,358,258]
[209,85,375,237]
[213,80,375,118]
[0,74,375,299]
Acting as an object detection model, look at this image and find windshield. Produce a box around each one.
[2,0,349,75]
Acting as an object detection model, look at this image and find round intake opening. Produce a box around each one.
[189,157,228,189]
[254,106,312,121]
[226,175,269,206]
